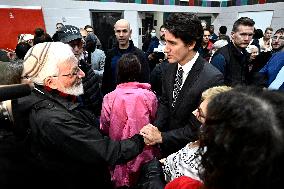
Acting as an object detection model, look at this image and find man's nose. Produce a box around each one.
[78,68,85,78]
[164,44,170,53]
[118,31,124,37]
[244,35,251,41]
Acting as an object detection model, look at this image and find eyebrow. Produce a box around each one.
[166,39,176,44]
[115,29,128,32]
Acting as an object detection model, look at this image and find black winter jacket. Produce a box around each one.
[102,40,150,95]
[25,85,144,188]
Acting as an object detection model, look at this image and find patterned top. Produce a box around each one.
[163,141,205,182]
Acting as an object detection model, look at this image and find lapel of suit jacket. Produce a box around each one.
[173,56,205,111]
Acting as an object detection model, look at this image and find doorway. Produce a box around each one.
[90,11,122,52]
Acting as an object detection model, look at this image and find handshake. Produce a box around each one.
[140,124,163,145]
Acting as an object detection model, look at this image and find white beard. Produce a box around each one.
[62,82,84,96]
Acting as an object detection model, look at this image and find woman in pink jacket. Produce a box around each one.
[100,53,159,188]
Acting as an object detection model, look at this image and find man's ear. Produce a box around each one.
[44,77,57,90]
[231,31,235,40]
[188,41,196,51]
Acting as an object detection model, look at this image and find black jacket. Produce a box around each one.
[155,55,224,156]
[211,42,251,86]
[102,40,150,95]
[25,85,144,188]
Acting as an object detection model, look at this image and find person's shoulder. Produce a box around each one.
[199,57,223,78]
[272,51,284,58]
[133,46,145,54]
[203,61,223,74]
[105,47,117,57]
[95,48,105,54]
[268,52,284,65]
[163,62,176,71]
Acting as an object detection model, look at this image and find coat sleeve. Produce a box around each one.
[101,51,113,95]
[161,114,200,154]
[100,95,111,135]
[154,80,170,131]
[30,105,144,167]
[93,50,106,78]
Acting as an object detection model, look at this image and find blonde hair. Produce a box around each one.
[201,86,232,102]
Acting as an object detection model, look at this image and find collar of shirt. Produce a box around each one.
[178,52,199,86]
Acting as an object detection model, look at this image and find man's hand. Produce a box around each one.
[140,124,162,145]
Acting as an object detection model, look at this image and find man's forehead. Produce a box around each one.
[114,24,129,30]
[114,19,130,29]
[235,25,254,33]
[165,30,177,40]
[204,30,210,35]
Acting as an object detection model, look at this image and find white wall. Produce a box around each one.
[124,10,139,47]
[2,1,284,46]
[1,0,221,46]
[213,2,284,35]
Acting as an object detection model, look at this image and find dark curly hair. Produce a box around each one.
[198,87,284,189]
[15,42,32,60]
[164,13,203,51]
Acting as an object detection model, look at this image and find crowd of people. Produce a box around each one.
[0,12,284,189]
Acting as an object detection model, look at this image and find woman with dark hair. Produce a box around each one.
[15,42,32,60]
[100,53,159,188]
[33,33,53,45]
[33,27,53,45]
[198,87,284,189]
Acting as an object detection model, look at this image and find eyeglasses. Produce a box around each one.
[68,40,83,49]
[197,106,206,120]
[86,30,93,33]
[62,66,82,77]
[53,66,82,78]
[272,35,284,41]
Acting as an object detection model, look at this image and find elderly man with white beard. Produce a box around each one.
[19,42,144,188]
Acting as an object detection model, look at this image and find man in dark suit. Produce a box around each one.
[140,13,224,156]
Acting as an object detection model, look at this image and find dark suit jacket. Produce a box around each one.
[155,55,224,156]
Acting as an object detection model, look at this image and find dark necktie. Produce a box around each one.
[172,67,183,107]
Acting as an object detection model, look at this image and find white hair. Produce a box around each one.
[213,40,228,49]
[23,42,77,85]
[246,45,259,54]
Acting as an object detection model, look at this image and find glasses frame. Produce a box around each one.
[272,35,284,41]
[197,106,206,120]
[53,66,82,78]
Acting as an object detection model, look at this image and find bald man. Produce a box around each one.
[102,19,150,95]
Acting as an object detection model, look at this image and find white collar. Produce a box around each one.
[178,52,199,76]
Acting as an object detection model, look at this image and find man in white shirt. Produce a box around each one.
[140,13,223,156]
